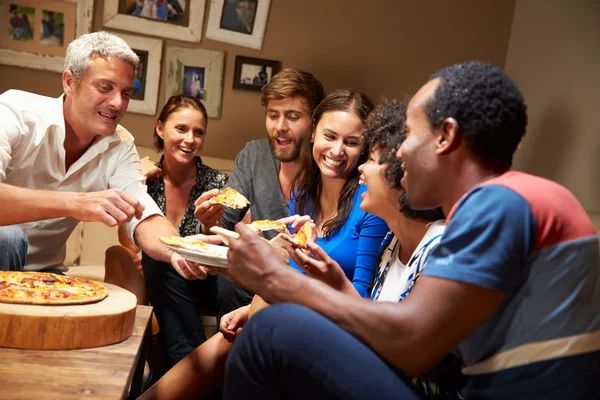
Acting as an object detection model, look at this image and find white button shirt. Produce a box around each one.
[0,90,163,271]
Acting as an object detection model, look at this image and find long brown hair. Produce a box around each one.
[290,89,374,237]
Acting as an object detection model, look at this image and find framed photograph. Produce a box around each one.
[233,55,280,92]
[103,0,205,43]
[0,0,94,72]
[205,0,271,50]
[165,47,224,119]
[116,33,163,115]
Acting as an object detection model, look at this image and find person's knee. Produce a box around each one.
[0,225,28,271]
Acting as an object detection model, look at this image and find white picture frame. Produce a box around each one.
[205,0,271,50]
[0,0,94,73]
[165,46,224,119]
[103,0,205,43]
[117,33,163,115]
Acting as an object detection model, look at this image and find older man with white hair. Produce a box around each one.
[0,31,201,274]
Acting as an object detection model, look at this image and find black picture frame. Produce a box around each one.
[233,55,281,92]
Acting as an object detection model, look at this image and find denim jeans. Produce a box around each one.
[0,225,27,271]
[224,303,422,400]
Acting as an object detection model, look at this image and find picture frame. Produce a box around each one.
[233,55,280,92]
[0,0,94,73]
[116,33,163,115]
[205,0,271,50]
[103,0,205,43]
[165,46,225,119]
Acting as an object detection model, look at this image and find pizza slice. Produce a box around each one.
[268,221,313,250]
[159,236,218,255]
[208,187,250,209]
[247,219,286,232]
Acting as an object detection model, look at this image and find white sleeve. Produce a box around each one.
[0,101,24,182]
[107,133,163,242]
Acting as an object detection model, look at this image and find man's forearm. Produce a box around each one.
[134,215,179,263]
[0,183,75,225]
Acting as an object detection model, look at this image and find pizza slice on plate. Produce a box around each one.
[159,236,221,256]
[208,187,250,209]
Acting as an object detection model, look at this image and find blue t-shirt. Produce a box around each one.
[289,184,389,297]
[423,171,600,399]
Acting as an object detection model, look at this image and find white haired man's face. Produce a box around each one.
[63,55,135,140]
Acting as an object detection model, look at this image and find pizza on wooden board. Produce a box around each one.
[0,271,108,305]
[208,187,250,209]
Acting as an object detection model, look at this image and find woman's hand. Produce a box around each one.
[219,304,250,343]
[292,239,356,295]
[194,189,225,232]
[140,156,162,182]
[278,214,313,234]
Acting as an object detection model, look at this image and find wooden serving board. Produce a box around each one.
[0,282,137,350]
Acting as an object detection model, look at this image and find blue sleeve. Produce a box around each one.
[423,185,536,292]
[352,212,390,297]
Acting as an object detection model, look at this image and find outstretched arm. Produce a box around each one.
[0,183,144,227]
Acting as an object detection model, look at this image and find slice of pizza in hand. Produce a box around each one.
[208,187,250,209]
[247,219,286,232]
[268,221,313,250]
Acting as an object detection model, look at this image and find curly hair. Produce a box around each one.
[364,98,444,223]
[290,89,373,237]
[426,61,528,171]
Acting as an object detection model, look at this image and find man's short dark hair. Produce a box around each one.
[364,98,444,223]
[426,61,528,171]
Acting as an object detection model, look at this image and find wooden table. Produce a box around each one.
[0,305,152,399]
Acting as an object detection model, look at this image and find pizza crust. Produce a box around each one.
[247,219,286,232]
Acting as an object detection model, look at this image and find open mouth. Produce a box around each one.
[178,147,194,154]
[98,111,116,120]
[323,155,344,168]
[275,137,293,146]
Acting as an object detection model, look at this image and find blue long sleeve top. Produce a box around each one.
[288,184,389,297]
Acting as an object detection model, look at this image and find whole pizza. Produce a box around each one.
[0,271,109,305]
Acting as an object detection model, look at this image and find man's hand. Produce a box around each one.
[140,156,162,182]
[73,189,144,227]
[219,304,250,343]
[194,189,225,232]
[227,222,288,296]
[291,240,355,294]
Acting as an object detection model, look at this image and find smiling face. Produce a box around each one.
[265,96,312,162]
[397,79,442,210]
[62,55,135,141]
[156,106,207,165]
[312,110,364,181]
[358,145,400,219]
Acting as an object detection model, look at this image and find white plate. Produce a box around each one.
[161,242,229,269]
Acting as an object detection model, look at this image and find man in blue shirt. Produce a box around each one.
[195,61,600,399]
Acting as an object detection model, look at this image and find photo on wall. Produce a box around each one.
[119,0,189,26]
[41,10,65,46]
[165,46,224,119]
[8,4,35,42]
[233,55,280,92]
[183,66,206,100]
[131,49,149,101]
[219,0,257,35]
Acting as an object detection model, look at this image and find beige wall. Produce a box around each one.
[506,0,600,212]
[0,0,515,160]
